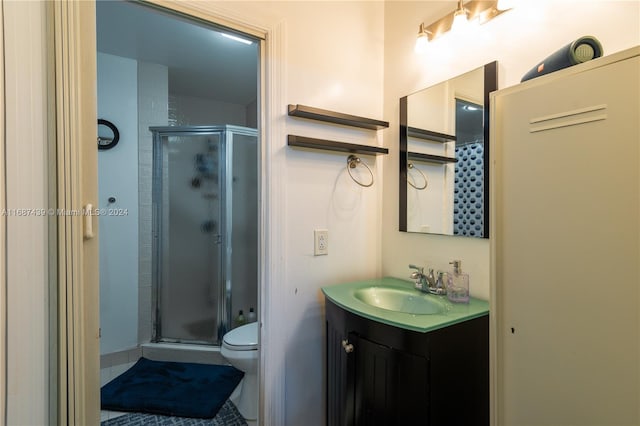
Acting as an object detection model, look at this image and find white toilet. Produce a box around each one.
[220,321,259,420]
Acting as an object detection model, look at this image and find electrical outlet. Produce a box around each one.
[314,229,328,256]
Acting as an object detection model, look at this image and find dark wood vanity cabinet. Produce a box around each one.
[326,299,489,426]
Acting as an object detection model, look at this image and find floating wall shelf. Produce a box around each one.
[407,127,456,143]
[288,135,389,156]
[288,104,389,130]
[408,151,457,164]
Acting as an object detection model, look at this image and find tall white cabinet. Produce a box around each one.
[490,47,639,425]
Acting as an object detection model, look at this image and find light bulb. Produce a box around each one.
[451,8,468,32]
[414,23,429,53]
[415,34,429,53]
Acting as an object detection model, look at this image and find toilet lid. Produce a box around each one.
[223,322,258,350]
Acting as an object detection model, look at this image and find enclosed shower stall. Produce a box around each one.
[150,125,258,346]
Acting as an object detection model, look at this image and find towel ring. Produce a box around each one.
[407,163,428,190]
[347,155,374,187]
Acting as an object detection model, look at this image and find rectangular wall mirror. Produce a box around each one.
[399,61,497,238]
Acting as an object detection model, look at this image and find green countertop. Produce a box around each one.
[322,276,489,333]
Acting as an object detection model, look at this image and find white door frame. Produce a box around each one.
[52,1,100,424]
[0,2,6,423]
[54,1,287,424]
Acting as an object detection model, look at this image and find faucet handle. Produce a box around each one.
[408,264,424,273]
[426,268,436,286]
[436,271,448,290]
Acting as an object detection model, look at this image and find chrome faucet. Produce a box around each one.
[409,264,446,295]
[409,264,428,292]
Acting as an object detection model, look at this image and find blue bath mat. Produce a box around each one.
[101,357,244,419]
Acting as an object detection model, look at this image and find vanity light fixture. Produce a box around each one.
[415,0,515,48]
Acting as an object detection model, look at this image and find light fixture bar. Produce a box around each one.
[422,0,509,42]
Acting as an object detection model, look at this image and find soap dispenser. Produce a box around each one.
[447,260,469,303]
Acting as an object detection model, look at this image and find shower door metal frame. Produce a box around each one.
[219,125,258,342]
[150,125,256,345]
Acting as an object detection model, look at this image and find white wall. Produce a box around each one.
[97,52,140,354]
[98,55,171,352]
[283,5,384,425]
[382,0,640,301]
[186,2,385,424]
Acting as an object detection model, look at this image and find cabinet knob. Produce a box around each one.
[341,339,354,353]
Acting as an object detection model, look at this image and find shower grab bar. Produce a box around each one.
[347,155,374,188]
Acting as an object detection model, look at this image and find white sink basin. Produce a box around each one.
[353,286,446,315]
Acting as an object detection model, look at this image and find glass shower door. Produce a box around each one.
[228,131,258,326]
[154,132,225,344]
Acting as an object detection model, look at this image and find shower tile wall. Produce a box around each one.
[168,93,247,126]
[453,142,484,237]
[138,62,169,343]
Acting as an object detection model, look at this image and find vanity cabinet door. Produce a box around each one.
[352,333,430,426]
[326,318,353,426]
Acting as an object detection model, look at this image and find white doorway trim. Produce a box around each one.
[256,19,287,426]
[0,1,7,423]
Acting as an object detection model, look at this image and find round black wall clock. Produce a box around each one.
[97,118,120,151]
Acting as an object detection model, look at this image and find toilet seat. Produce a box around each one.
[222,322,258,351]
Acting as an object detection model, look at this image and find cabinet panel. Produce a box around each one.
[353,333,429,426]
[326,299,488,426]
[429,315,489,425]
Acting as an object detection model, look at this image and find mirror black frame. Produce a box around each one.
[399,61,497,237]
